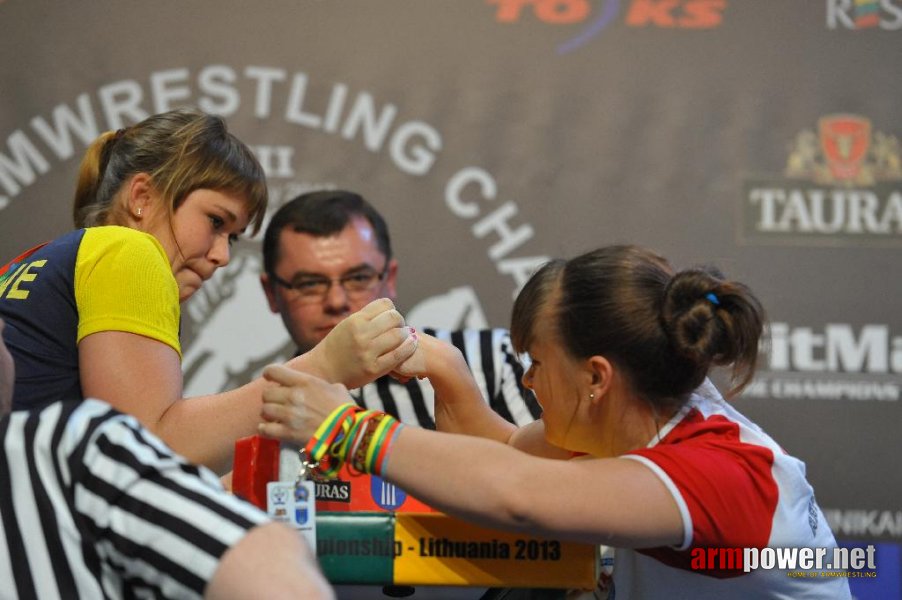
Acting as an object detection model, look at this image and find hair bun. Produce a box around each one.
[661,268,726,366]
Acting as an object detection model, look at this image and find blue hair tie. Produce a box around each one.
[706,292,720,306]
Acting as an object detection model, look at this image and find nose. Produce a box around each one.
[209,235,231,267]
[322,279,351,314]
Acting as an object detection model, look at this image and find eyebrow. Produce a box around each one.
[289,263,380,280]
[214,204,248,234]
[213,204,238,222]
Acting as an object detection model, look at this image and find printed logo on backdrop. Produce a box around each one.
[740,114,902,247]
[825,510,902,540]
[743,322,901,403]
[827,0,902,30]
[178,66,546,394]
[488,0,727,54]
[0,65,546,393]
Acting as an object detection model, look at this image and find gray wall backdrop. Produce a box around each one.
[1,0,900,595]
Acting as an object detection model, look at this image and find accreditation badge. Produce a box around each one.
[267,479,317,549]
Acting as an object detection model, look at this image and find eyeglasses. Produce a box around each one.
[269,265,389,304]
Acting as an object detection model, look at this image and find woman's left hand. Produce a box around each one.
[258,364,353,444]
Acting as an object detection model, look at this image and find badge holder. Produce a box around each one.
[266,448,317,550]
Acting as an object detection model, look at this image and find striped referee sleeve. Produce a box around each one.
[0,400,269,599]
[428,328,541,426]
[350,328,540,430]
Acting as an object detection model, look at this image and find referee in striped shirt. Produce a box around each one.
[0,318,333,599]
[260,191,542,431]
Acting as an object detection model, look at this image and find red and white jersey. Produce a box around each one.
[608,380,851,599]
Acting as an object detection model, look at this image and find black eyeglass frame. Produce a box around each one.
[268,259,391,300]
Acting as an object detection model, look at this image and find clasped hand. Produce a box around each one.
[306,298,418,388]
[261,298,424,443]
[259,365,350,444]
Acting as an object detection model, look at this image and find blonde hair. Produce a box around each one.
[73,109,267,234]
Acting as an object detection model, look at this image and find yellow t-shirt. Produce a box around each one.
[75,226,181,356]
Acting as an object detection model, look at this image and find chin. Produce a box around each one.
[178,285,200,303]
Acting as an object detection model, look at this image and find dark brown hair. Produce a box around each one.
[511,245,766,406]
[73,109,267,234]
[262,190,392,276]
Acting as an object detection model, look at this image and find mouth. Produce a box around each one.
[185,265,215,284]
[176,268,207,301]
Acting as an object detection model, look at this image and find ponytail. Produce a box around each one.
[73,130,122,227]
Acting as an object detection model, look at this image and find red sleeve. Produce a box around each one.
[627,413,778,576]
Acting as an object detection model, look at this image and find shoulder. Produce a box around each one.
[628,394,781,482]
[6,228,86,266]
[624,404,783,549]
[61,399,209,491]
[56,398,138,453]
[75,225,177,305]
[1,399,130,476]
[80,226,169,265]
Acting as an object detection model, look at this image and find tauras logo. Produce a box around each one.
[747,187,901,236]
[741,115,902,246]
[315,480,351,502]
[768,323,901,374]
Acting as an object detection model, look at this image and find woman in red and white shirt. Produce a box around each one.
[261,244,850,599]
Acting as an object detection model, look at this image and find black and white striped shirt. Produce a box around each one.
[0,399,269,599]
[349,328,541,430]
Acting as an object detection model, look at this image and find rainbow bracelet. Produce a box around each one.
[305,403,404,477]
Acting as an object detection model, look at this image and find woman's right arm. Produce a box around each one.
[79,331,265,475]
[79,298,417,475]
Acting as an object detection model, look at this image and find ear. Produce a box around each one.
[260,273,280,313]
[585,355,614,405]
[382,257,399,300]
[125,173,157,223]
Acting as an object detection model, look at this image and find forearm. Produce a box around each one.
[207,522,334,600]
[383,426,684,548]
[158,351,363,475]
[421,335,517,443]
[158,379,267,475]
[384,426,542,533]
[285,351,331,382]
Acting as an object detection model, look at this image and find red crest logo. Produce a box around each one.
[785,114,902,187]
[819,115,871,182]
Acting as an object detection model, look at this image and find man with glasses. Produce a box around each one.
[260,190,541,430]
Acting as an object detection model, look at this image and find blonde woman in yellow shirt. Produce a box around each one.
[0,109,415,474]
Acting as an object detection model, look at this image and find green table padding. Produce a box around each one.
[317,512,396,584]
